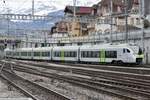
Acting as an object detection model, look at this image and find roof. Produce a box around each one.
[117,25,141,32]
[99,0,134,10]
[53,46,79,51]
[64,6,93,15]
[32,47,52,51]
[17,48,33,51]
[100,0,124,6]
[133,0,139,4]
[80,43,137,50]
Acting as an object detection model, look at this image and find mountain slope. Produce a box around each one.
[0,0,100,34]
[0,0,100,15]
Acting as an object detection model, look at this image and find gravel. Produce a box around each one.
[15,71,121,100]
[0,77,26,98]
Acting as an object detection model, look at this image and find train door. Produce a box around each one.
[61,49,65,61]
[100,49,106,63]
[123,48,131,63]
[78,47,80,62]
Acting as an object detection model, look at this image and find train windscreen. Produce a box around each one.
[138,48,143,55]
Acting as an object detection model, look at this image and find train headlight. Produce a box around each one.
[136,54,144,58]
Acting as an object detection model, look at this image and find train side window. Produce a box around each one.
[92,51,96,58]
[28,52,31,56]
[81,51,83,57]
[113,51,117,58]
[84,51,87,57]
[69,52,72,57]
[94,51,99,58]
[72,52,74,57]
[69,52,71,57]
[72,51,74,57]
[54,52,56,57]
[21,52,27,56]
[91,51,93,58]
[74,52,77,57]
[47,52,50,56]
[55,52,57,57]
[42,52,44,56]
[58,52,61,57]
[82,51,85,58]
[96,51,99,58]
[86,51,88,57]
[67,52,70,57]
[71,52,73,57]
[84,51,86,58]
[123,49,126,53]
[34,52,40,56]
[105,51,117,58]
[82,51,85,57]
[42,52,48,57]
[88,51,91,57]
[17,52,19,56]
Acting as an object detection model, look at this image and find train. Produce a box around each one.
[4,43,144,64]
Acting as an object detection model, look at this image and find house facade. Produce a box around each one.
[94,0,145,33]
[51,0,149,37]
[64,6,95,37]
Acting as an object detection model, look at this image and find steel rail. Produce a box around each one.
[12,65,150,100]
[0,70,71,100]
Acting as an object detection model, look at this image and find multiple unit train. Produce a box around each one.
[4,43,144,64]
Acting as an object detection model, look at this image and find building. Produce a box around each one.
[64,6,95,37]
[94,0,148,33]
[94,0,125,34]
[64,6,94,17]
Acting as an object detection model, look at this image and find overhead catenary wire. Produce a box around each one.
[14,0,30,14]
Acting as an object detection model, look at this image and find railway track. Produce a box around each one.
[55,62,150,74]
[12,66,146,100]
[14,60,150,75]
[2,61,150,99]
[11,60,150,80]
[3,60,150,89]
[0,69,71,100]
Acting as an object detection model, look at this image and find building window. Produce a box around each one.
[136,18,140,25]
[131,18,134,25]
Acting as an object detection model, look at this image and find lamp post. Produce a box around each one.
[139,0,145,52]
[73,0,76,18]
[124,0,128,43]
[110,0,113,43]
[32,0,34,16]
[72,0,76,37]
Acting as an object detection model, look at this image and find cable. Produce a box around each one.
[1,0,7,13]
[3,0,5,3]
[14,0,30,13]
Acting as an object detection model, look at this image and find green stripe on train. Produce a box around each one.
[61,50,64,61]
[100,49,106,63]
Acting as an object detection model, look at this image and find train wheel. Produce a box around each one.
[117,60,123,65]
[111,60,117,65]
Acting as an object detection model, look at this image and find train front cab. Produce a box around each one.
[136,48,144,64]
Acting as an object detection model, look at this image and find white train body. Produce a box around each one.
[32,47,52,60]
[79,44,142,64]
[52,46,79,62]
[4,44,144,64]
